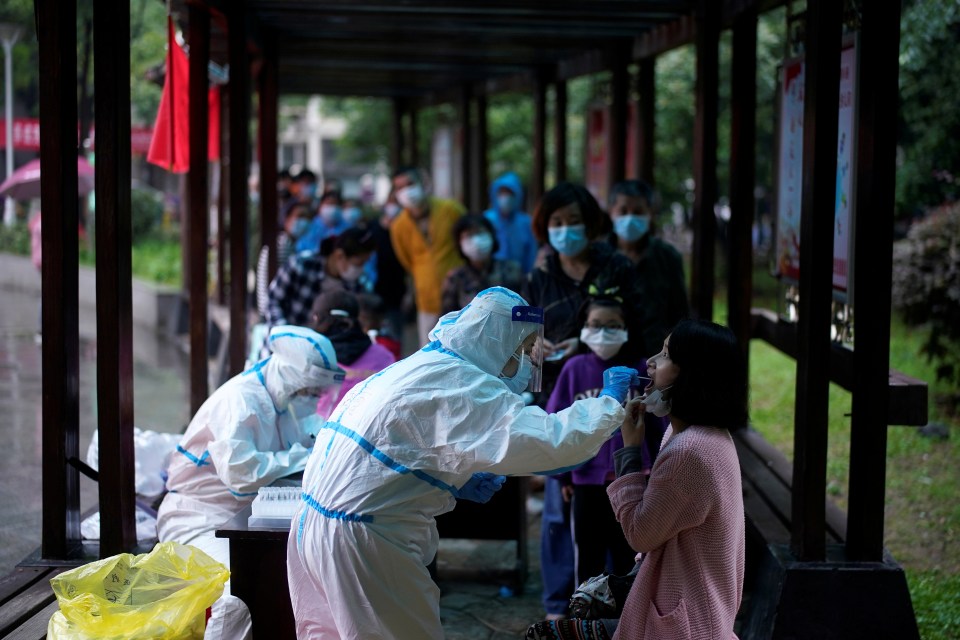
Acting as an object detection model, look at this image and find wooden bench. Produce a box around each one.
[0,566,62,640]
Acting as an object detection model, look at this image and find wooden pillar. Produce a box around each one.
[846,0,902,562]
[460,85,473,208]
[259,38,279,283]
[391,97,404,170]
[690,0,720,321]
[792,0,842,561]
[188,4,210,415]
[39,0,81,559]
[608,55,629,191]
[727,7,757,366]
[554,79,567,183]
[93,0,136,554]
[228,2,250,376]
[531,72,547,210]
[474,92,489,210]
[636,59,656,186]
[217,86,228,305]
[408,104,419,167]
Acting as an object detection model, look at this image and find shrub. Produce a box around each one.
[0,222,30,256]
[891,202,960,408]
[130,187,163,242]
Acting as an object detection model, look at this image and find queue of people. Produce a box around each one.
[152,164,746,640]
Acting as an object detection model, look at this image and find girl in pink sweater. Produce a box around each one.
[527,319,746,640]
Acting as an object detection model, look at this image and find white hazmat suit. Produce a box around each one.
[287,287,626,639]
[157,325,343,640]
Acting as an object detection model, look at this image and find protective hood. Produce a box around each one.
[488,172,524,210]
[260,325,344,408]
[428,287,539,378]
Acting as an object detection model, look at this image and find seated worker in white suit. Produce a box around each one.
[286,287,639,639]
[158,325,344,640]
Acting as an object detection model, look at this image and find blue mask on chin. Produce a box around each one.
[613,214,650,242]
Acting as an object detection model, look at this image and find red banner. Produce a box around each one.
[1,118,155,155]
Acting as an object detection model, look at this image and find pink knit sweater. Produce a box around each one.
[607,425,745,640]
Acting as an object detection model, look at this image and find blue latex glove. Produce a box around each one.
[598,366,640,403]
[457,472,507,503]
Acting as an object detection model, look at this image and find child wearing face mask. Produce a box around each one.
[440,214,525,314]
[544,296,651,613]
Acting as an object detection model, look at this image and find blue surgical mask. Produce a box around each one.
[343,207,362,225]
[320,204,342,225]
[548,224,588,257]
[499,351,532,394]
[613,214,650,242]
[496,193,515,214]
[290,218,311,239]
[301,184,317,200]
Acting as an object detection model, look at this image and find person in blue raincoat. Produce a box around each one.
[484,172,538,273]
[287,287,638,639]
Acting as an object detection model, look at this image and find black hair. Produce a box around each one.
[451,214,500,261]
[295,168,317,183]
[665,319,748,431]
[311,288,360,323]
[320,189,342,204]
[319,226,377,258]
[357,292,386,317]
[577,296,629,329]
[391,165,420,182]
[608,179,656,209]
[532,181,606,244]
[279,168,292,180]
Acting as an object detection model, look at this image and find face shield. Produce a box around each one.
[290,366,347,420]
[511,305,544,393]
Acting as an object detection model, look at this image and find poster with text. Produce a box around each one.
[774,39,858,299]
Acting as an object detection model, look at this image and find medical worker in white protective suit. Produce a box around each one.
[158,325,344,640]
[287,287,639,639]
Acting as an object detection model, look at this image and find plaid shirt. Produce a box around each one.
[266,250,357,329]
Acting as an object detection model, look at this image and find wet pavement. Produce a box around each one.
[0,286,550,637]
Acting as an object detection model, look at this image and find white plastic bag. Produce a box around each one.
[86,427,181,498]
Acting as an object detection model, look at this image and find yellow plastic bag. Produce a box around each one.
[47,541,229,640]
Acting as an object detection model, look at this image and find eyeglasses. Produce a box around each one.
[584,323,626,331]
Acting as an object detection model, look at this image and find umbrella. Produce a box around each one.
[0,157,96,200]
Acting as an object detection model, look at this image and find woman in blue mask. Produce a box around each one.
[523,181,642,621]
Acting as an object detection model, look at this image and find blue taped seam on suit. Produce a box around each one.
[302,491,373,523]
[420,341,464,360]
[229,488,259,497]
[320,421,460,497]
[176,445,211,467]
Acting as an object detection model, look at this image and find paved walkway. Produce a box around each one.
[0,286,550,637]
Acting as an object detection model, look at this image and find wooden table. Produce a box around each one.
[216,506,296,639]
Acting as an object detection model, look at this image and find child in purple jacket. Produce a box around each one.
[547,296,651,589]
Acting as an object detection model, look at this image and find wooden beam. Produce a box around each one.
[228,2,251,376]
[189,4,211,414]
[846,0,903,563]
[727,6,757,367]
[792,0,842,562]
[217,86,228,306]
[93,0,136,555]
[690,0,719,321]
[259,37,280,283]
[751,309,928,427]
[38,0,81,559]
[636,58,656,185]
[554,79,568,183]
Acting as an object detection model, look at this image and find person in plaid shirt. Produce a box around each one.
[266,226,377,333]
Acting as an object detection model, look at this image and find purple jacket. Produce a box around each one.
[546,352,650,485]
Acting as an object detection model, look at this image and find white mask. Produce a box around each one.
[579,327,629,361]
[383,202,401,219]
[396,184,425,210]
[500,351,531,394]
[340,262,364,283]
[641,385,673,417]
[461,232,494,262]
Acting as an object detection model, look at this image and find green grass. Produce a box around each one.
[130,236,182,287]
[735,289,959,639]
